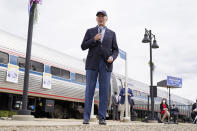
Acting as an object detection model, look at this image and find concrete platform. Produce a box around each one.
[12,115,34,121]
[0,118,197,131]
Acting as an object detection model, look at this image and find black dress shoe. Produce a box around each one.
[83,120,89,124]
[99,119,106,125]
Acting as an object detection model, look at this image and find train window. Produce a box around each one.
[157,97,162,102]
[75,73,86,83]
[133,90,137,96]
[31,60,44,72]
[18,57,26,68]
[51,66,61,77]
[141,92,148,98]
[137,91,141,96]
[0,51,9,64]
[60,69,70,79]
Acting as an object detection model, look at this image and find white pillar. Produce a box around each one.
[90,98,97,122]
[124,52,130,122]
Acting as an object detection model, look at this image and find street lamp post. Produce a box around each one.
[142,28,159,120]
[18,1,36,115]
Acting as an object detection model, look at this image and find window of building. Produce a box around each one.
[0,51,9,64]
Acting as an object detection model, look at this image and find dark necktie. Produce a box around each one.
[99,27,103,33]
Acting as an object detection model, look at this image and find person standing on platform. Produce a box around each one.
[81,10,119,125]
[119,84,134,122]
[112,91,119,120]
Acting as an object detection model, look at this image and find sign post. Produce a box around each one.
[167,76,182,114]
[157,76,182,123]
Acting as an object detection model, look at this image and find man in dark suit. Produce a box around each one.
[81,10,119,125]
[119,86,134,121]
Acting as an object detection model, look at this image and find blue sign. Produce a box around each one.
[119,49,126,60]
[167,76,182,88]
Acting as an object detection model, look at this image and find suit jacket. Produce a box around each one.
[119,88,134,105]
[170,107,179,115]
[81,26,119,72]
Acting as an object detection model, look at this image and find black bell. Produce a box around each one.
[152,39,159,48]
[142,33,150,43]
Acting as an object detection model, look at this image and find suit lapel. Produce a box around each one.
[93,26,98,37]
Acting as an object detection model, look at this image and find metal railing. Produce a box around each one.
[133,104,192,117]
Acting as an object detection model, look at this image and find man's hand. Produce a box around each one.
[107,56,113,63]
[193,109,197,112]
[94,33,102,41]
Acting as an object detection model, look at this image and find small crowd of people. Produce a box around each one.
[111,86,181,123]
[160,98,197,124]
[111,84,135,122]
[109,86,197,125]
[112,88,197,124]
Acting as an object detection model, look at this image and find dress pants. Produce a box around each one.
[83,59,111,121]
[112,105,119,120]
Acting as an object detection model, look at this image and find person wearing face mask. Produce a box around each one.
[81,10,119,125]
[160,98,170,122]
[170,104,179,124]
[191,99,197,123]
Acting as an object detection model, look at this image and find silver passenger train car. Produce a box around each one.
[0,30,193,120]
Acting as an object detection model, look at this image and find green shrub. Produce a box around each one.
[8,111,17,117]
[0,110,17,117]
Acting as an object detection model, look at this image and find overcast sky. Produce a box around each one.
[0,0,197,101]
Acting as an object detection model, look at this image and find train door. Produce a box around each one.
[107,74,121,110]
[110,75,123,104]
[116,78,123,94]
[107,75,115,110]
